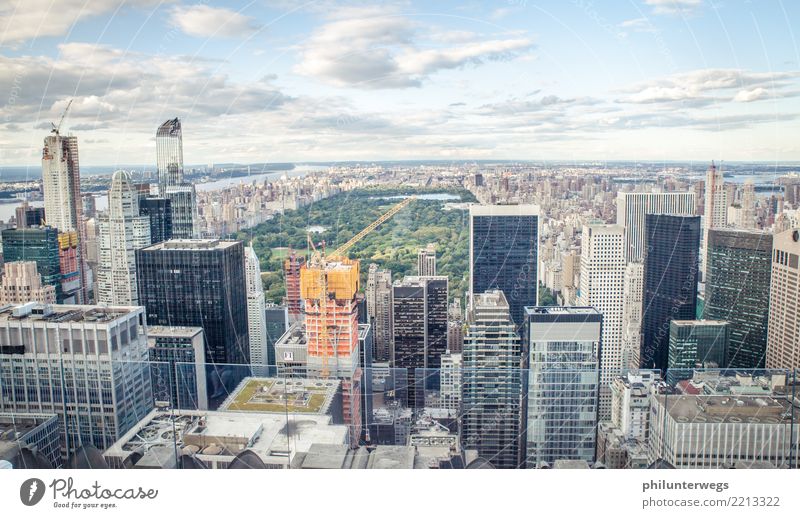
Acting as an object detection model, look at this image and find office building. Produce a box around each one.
[366,264,393,362]
[469,204,539,328]
[641,214,701,371]
[41,131,86,302]
[283,249,304,322]
[524,307,601,468]
[1,227,61,301]
[461,291,522,469]
[578,224,625,417]
[391,276,448,407]
[702,161,728,278]
[97,171,152,305]
[0,303,153,455]
[0,261,56,305]
[14,202,45,229]
[244,246,268,367]
[766,228,800,369]
[264,304,288,368]
[417,243,437,276]
[621,262,644,370]
[136,239,249,366]
[439,351,462,411]
[609,371,659,442]
[57,231,83,304]
[616,192,695,262]
[138,196,173,244]
[0,412,62,469]
[704,229,772,368]
[666,320,730,385]
[147,325,207,411]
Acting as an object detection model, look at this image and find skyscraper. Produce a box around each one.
[1,227,61,301]
[641,214,701,371]
[366,264,393,362]
[704,229,772,368]
[666,320,730,385]
[147,325,208,411]
[244,246,268,367]
[97,171,151,305]
[703,161,728,279]
[469,204,539,328]
[283,249,305,322]
[391,275,448,407]
[766,228,800,370]
[417,243,437,276]
[156,119,197,239]
[461,290,522,469]
[621,262,644,370]
[524,307,601,468]
[15,201,45,229]
[578,223,625,417]
[0,261,56,305]
[136,239,249,366]
[616,192,695,262]
[138,196,173,244]
[264,304,288,367]
[41,131,87,302]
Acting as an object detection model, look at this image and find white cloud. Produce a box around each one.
[644,0,703,16]
[0,0,162,46]
[294,10,534,89]
[169,5,260,38]
[734,87,769,102]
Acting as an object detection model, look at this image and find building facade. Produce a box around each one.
[766,228,800,369]
[616,192,695,262]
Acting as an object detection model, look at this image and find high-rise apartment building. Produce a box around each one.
[136,239,249,366]
[156,119,197,239]
[704,229,772,368]
[391,276,448,407]
[0,261,56,305]
[283,249,305,322]
[641,214,701,371]
[366,264,393,362]
[578,224,625,418]
[766,228,800,369]
[702,161,728,279]
[666,320,730,385]
[41,132,86,302]
[244,246,268,367]
[470,204,539,328]
[439,351,462,411]
[97,171,152,305]
[0,303,153,455]
[524,306,601,468]
[461,290,522,469]
[417,243,437,276]
[621,262,644,370]
[616,192,695,262]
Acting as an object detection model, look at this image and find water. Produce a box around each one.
[195,165,327,192]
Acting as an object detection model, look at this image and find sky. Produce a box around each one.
[0,0,798,166]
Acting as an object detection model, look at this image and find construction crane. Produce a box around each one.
[301,195,416,378]
[51,99,73,135]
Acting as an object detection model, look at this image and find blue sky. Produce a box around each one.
[0,0,798,165]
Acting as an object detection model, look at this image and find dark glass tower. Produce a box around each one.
[666,320,729,385]
[138,196,173,244]
[704,229,772,368]
[156,118,184,192]
[136,239,249,366]
[641,214,701,371]
[469,204,539,329]
[1,226,62,300]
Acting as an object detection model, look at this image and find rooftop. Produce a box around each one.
[0,303,139,324]
[658,394,795,425]
[219,377,339,414]
[141,239,240,251]
[146,326,204,338]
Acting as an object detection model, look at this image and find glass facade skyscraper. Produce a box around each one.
[156,118,197,239]
[704,229,772,368]
[666,320,730,385]
[469,204,539,329]
[1,227,62,301]
[641,214,701,371]
[138,196,173,244]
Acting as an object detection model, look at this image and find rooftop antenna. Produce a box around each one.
[51,99,73,135]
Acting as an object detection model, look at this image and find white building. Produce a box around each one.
[703,161,729,278]
[0,261,56,305]
[366,264,393,362]
[439,351,462,411]
[244,246,268,367]
[97,171,151,305]
[417,243,437,276]
[616,191,695,262]
[578,224,625,418]
[766,228,800,369]
[609,371,658,442]
[621,262,644,370]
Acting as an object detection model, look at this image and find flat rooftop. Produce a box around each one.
[0,303,139,324]
[219,377,339,414]
[141,239,239,251]
[469,203,540,216]
[147,325,204,338]
[658,394,794,424]
[525,306,600,316]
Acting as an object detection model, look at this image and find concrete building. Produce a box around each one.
[439,351,462,411]
[524,306,601,468]
[0,303,153,456]
[417,243,437,276]
[0,261,56,305]
[283,249,304,322]
[244,246,268,367]
[621,262,644,370]
[766,228,800,369]
[97,171,152,305]
[703,161,729,278]
[616,191,695,262]
[0,412,62,468]
[147,325,207,411]
[578,223,625,418]
[470,204,539,328]
[461,290,522,469]
[366,264,393,362]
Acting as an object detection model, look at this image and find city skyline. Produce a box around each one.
[1,1,800,167]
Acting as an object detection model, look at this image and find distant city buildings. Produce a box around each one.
[0,261,56,305]
[417,243,437,276]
